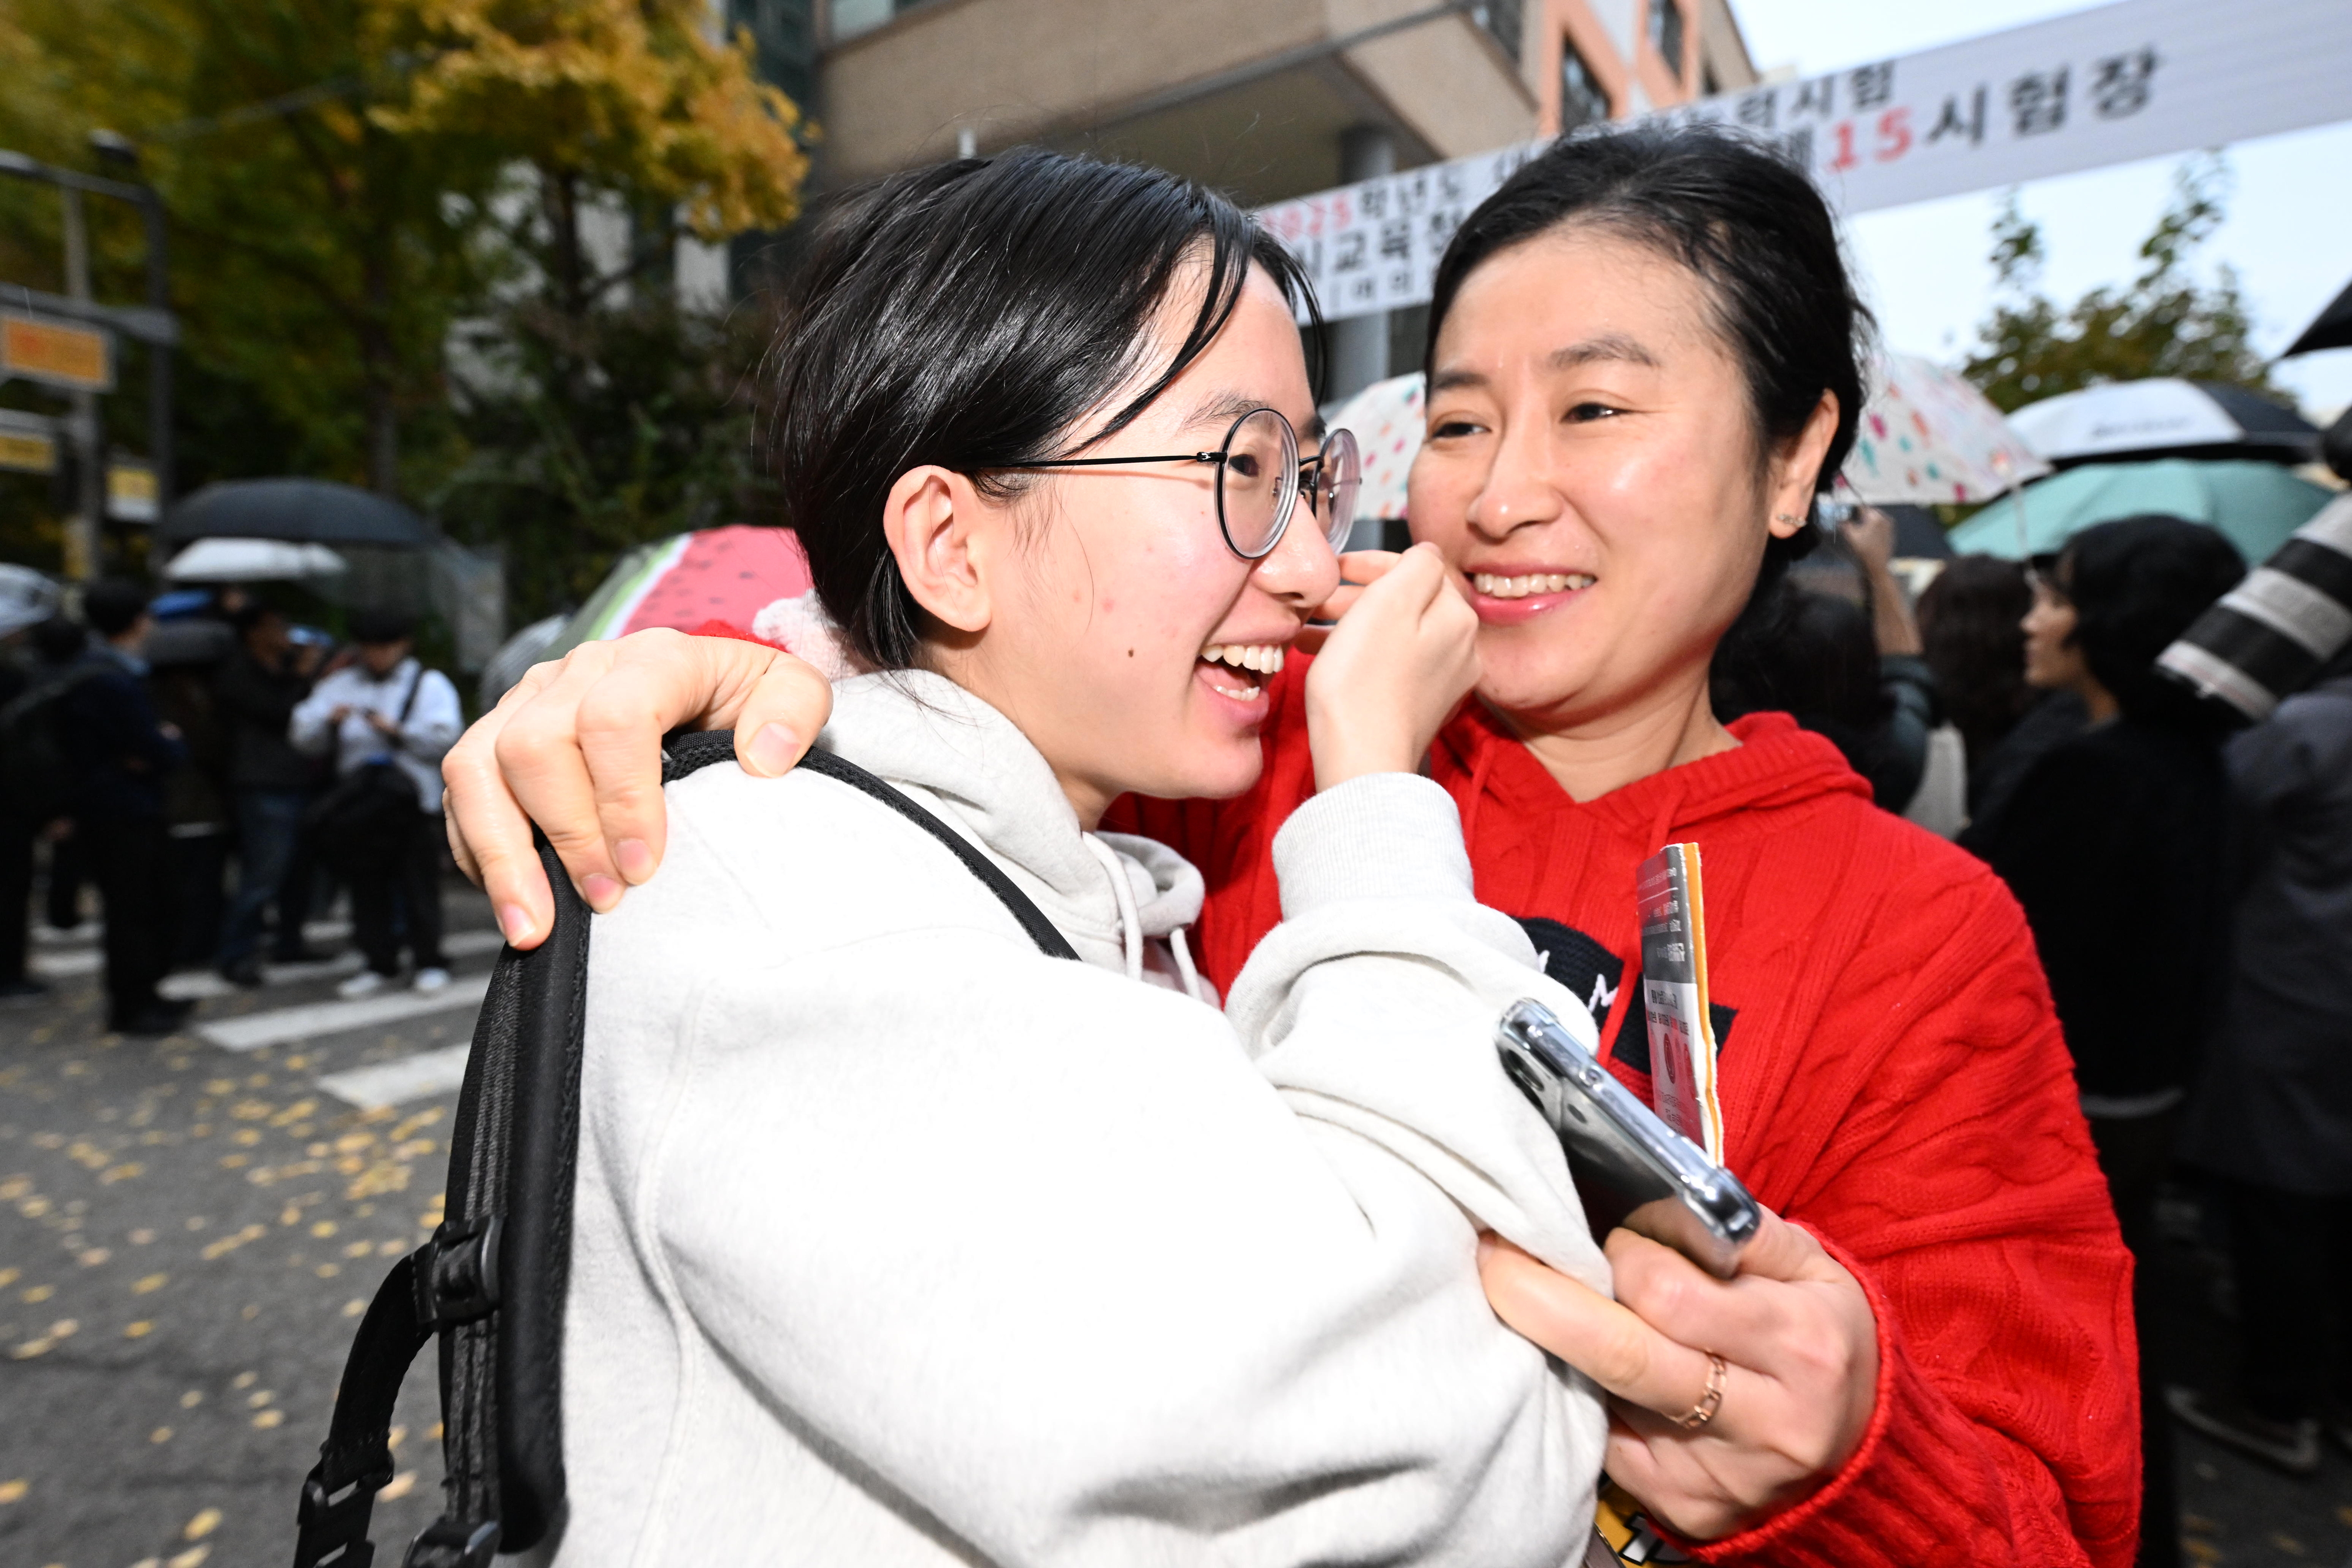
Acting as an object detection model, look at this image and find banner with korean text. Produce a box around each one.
[1259,0,2352,322]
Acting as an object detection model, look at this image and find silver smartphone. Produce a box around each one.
[1495,998,1761,1278]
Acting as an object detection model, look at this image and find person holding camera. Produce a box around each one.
[290,610,461,997]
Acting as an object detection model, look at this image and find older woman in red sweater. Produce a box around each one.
[446,126,2134,1565]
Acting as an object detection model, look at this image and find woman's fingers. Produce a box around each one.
[567,632,821,888]
[1335,548,1404,586]
[726,644,833,778]
[495,642,636,914]
[1478,1235,1723,1419]
[443,662,566,948]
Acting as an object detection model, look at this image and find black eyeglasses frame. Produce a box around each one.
[995,407,1355,561]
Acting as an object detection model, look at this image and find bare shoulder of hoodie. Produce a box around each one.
[560,680,1612,1568]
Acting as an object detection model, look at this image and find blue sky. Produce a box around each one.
[1736,0,2352,419]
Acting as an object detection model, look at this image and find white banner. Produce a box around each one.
[1258,0,2352,322]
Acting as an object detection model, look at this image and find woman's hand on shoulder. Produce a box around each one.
[1302,543,1479,791]
[1479,1210,1879,1543]
[442,629,834,948]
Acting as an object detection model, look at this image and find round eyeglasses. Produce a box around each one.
[1004,408,1362,561]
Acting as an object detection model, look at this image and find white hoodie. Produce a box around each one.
[553,670,1612,1567]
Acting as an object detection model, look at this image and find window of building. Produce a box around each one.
[830,0,928,43]
[1559,39,1609,131]
[1472,1,1524,63]
[1648,0,1686,83]
[733,0,817,105]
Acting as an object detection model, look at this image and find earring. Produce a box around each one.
[1773,511,1804,525]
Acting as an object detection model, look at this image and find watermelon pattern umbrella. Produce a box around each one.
[545,525,814,663]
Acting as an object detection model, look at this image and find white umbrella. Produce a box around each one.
[2008,379,2318,466]
[163,536,348,583]
[0,564,59,637]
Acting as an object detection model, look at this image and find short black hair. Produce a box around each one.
[764,149,1321,670]
[348,607,415,645]
[1426,122,1873,604]
[82,578,151,638]
[2058,515,2246,723]
[230,603,285,636]
[1916,554,2036,764]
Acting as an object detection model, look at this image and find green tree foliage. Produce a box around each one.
[1963,154,2283,413]
[0,0,806,609]
[436,293,776,623]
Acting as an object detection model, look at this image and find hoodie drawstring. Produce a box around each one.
[1083,834,1146,984]
[1167,925,1211,1008]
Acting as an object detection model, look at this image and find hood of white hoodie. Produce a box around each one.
[815,670,1204,978]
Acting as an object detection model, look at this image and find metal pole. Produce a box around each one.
[141,190,172,511]
[60,186,103,583]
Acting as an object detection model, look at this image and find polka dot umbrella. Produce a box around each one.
[1324,372,1425,534]
[1842,353,2049,505]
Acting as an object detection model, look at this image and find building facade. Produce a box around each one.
[726,0,1755,392]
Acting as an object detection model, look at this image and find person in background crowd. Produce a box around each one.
[1712,507,1957,830]
[1970,513,2247,1568]
[1916,554,2039,818]
[0,571,62,1002]
[34,613,91,932]
[292,610,460,998]
[143,613,235,971]
[58,580,190,1036]
[2169,639,2352,1474]
[213,604,328,986]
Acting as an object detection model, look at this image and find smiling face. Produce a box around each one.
[907,265,1339,825]
[1408,226,1830,744]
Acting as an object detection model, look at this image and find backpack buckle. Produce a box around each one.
[410,1215,502,1332]
[293,1452,396,1568]
[403,1517,500,1568]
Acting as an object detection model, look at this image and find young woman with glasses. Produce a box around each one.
[518,151,1618,1564]
[452,129,2136,1565]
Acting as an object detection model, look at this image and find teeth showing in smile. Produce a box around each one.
[1201,643,1286,674]
[1472,572,1596,599]
[1200,643,1283,703]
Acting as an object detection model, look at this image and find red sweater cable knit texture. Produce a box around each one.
[1114,663,2138,1567]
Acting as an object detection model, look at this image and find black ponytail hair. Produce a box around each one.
[764,150,1321,670]
[1425,123,1875,690]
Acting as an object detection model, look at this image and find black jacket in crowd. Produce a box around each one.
[213,643,317,793]
[1969,715,2231,1105]
[58,646,188,824]
[2181,673,2352,1194]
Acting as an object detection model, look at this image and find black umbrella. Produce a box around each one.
[157,478,432,549]
[2284,277,2352,358]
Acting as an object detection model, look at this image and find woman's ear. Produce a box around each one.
[882,466,995,636]
[1766,391,1841,540]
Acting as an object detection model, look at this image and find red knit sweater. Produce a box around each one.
[1114,664,2139,1567]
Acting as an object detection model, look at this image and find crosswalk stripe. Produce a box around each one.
[318,1044,474,1109]
[35,928,504,990]
[197,971,493,1052]
[151,930,509,1001]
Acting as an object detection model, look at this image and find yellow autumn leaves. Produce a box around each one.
[376,0,809,240]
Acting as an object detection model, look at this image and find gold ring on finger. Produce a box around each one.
[1676,1352,1727,1431]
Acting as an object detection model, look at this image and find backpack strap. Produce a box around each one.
[294,730,1076,1568]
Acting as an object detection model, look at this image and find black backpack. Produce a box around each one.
[292,731,1077,1568]
[0,661,105,823]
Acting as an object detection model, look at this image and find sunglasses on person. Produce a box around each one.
[1003,408,1362,561]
